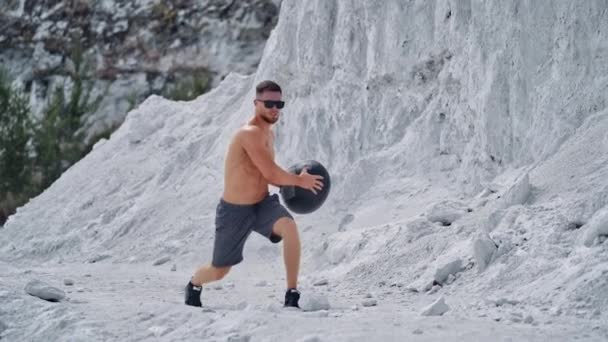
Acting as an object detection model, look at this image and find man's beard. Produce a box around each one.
[262,114,278,124]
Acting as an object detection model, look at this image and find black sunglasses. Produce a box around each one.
[256,99,285,109]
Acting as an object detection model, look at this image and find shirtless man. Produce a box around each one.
[185,80,324,308]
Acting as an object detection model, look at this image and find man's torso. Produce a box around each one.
[222,126,274,204]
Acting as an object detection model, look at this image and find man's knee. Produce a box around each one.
[211,265,231,280]
[272,217,298,238]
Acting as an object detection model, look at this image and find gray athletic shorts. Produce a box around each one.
[211,193,293,267]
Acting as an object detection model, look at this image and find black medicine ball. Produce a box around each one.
[280,160,331,214]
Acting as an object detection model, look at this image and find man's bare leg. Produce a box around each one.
[191,265,231,286]
[272,217,300,289]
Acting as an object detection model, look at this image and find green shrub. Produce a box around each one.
[0,69,35,224]
[32,40,104,189]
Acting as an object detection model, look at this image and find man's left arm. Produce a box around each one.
[268,132,282,188]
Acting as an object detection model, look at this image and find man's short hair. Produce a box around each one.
[256,80,282,96]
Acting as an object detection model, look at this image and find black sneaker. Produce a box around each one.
[185,281,202,307]
[269,232,282,244]
[284,288,300,308]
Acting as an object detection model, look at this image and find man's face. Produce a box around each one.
[254,91,283,124]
